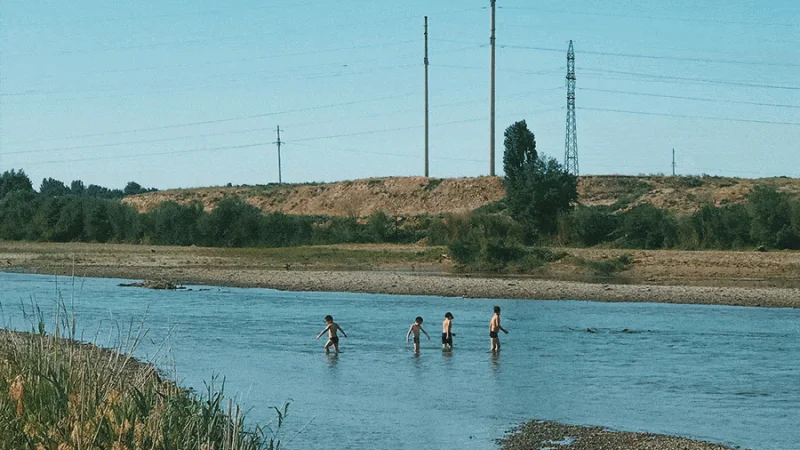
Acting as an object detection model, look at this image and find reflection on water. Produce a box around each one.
[1,272,799,450]
[490,351,502,375]
[325,353,339,369]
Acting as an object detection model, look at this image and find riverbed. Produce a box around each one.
[1,272,798,449]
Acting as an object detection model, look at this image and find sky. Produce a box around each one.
[0,0,798,190]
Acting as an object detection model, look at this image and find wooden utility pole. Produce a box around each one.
[672,148,676,176]
[274,126,283,184]
[489,0,496,176]
[424,16,430,177]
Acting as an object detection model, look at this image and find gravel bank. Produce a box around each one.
[10,264,800,308]
[137,268,800,308]
[499,421,744,450]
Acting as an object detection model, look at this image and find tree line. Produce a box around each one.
[2,128,799,261]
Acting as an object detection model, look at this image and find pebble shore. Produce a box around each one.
[159,268,800,308]
[499,421,744,450]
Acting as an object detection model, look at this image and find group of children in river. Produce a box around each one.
[315,306,509,354]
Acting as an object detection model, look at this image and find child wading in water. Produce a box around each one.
[442,312,455,351]
[406,316,430,353]
[316,315,347,353]
[489,306,508,352]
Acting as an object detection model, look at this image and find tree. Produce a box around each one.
[0,169,34,199]
[198,197,263,247]
[39,177,71,197]
[146,201,203,245]
[502,121,577,238]
[124,182,143,196]
[0,190,38,240]
[748,185,797,248]
[70,180,86,196]
[503,120,537,188]
[124,181,157,196]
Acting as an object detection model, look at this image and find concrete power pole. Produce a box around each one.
[424,16,430,177]
[489,0,496,176]
[273,126,283,184]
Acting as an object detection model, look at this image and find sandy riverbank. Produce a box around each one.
[3,241,800,308]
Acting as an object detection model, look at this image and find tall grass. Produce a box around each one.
[0,302,284,450]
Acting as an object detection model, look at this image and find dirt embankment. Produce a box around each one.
[122,176,505,217]
[122,175,800,217]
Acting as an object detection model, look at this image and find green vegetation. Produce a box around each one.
[502,120,578,241]
[0,308,282,450]
[442,210,566,273]
[4,141,800,275]
[559,185,800,250]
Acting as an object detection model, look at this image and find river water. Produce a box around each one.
[1,272,798,449]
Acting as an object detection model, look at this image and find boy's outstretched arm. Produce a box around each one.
[340,326,348,338]
[316,325,331,340]
[421,326,430,339]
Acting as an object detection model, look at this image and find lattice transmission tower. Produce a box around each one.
[564,40,579,175]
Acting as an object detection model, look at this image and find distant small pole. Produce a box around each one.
[424,16,430,177]
[489,0,497,177]
[672,148,676,176]
[274,126,283,184]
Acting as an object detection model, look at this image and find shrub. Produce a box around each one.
[568,206,619,246]
[618,204,678,249]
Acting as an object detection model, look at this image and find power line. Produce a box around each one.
[497,6,799,28]
[290,142,486,164]
[579,106,800,126]
[2,88,563,156]
[500,44,800,68]
[8,1,314,27]
[13,108,563,167]
[581,87,800,109]
[432,64,565,76]
[1,39,421,96]
[1,47,481,101]
[581,68,800,90]
[6,6,487,58]
[17,141,273,167]
[5,93,417,146]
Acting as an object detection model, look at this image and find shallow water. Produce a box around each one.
[2,272,799,450]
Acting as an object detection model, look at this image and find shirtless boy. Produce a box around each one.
[442,312,455,351]
[489,306,508,352]
[406,316,430,353]
[316,315,348,353]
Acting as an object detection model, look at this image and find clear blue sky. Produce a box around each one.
[1,0,798,190]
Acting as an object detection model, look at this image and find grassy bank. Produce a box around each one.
[0,323,280,450]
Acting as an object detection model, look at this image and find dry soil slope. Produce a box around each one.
[122,175,800,217]
[122,176,505,217]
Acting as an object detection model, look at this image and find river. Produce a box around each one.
[1,272,798,449]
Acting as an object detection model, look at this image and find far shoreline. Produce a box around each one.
[6,265,800,309]
[3,240,800,309]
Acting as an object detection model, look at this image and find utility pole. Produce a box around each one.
[672,148,676,176]
[424,16,430,177]
[273,126,283,184]
[489,0,496,176]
